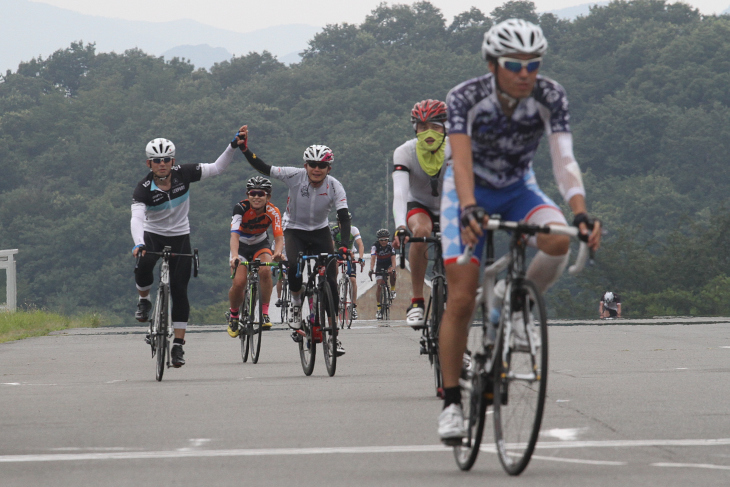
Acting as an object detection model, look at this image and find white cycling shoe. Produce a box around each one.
[406,303,425,327]
[289,305,302,330]
[438,403,466,445]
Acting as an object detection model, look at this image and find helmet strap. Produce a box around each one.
[493,65,521,110]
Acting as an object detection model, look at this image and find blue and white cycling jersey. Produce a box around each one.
[446,73,570,190]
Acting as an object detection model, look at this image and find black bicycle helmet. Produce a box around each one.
[246,176,273,194]
[376,228,390,239]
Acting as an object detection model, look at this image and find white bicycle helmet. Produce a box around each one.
[481,18,548,61]
[604,292,614,304]
[302,145,334,164]
[145,138,176,159]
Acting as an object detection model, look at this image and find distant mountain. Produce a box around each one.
[547,1,610,19]
[0,0,318,73]
[723,5,730,14]
[162,45,232,70]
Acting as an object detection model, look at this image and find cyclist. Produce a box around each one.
[237,125,350,356]
[437,19,602,443]
[227,176,284,336]
[331,213,365,319]
[132,129,247,368]
[369,229,397,320]
[392,99,451,327]
[599,291,621,319]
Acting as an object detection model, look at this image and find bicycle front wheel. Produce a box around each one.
[250,283,263,364]
[379,285,389,320]
[493,279,548,476]
[319,281,338,377]
[298,294,316,376]
[337,277,348,329]
[430,277,446,397]
[154,285,169,382]
[280,284,289,323]
[240,287,250,363]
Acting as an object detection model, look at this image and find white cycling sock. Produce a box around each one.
[526,251,570,295]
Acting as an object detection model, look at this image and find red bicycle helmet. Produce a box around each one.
[410,99,447,125]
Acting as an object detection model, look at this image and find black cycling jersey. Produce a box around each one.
[371,241,395,269]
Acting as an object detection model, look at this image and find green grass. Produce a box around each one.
[0,311,103,343]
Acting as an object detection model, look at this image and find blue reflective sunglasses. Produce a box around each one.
[498,56,542,73]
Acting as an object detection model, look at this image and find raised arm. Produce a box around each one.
[236,125,273,176]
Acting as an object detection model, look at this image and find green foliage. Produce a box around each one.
[0,0,729,320]
[0,310,103,343]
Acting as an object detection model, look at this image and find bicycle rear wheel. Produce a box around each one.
[298,294,316,376]
[320,281,338,377]
[240,287,250,363]
[250,283,263,364]
[453,354,488,470]
[430,277,446,397]
[493,279,548,475]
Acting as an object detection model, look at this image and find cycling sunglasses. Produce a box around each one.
[498,56,542,73]
[378,238,389,241]
[306,161,330,169]
[248,190,267,197]
[150,157,173,163]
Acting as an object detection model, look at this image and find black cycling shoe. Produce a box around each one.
[291,331,303,343]
[145,334,151,345]
[171,344,185,367]
[135,299,152,322]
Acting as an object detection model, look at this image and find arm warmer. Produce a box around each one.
[242,148,272,176]
[130,203,146,246]
[548,132,586,203]
[392,169,410,229]
[336,208,351,249]
[200,145,236,180]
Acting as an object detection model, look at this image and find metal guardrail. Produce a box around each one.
[0,249,18,312]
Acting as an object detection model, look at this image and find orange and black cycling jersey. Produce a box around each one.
[230,200,283,245]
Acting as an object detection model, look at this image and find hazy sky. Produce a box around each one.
[33,0,730,33]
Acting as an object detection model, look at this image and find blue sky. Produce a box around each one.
[33,0,730,33]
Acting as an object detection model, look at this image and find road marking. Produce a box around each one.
[531,455,626,466]
[1,439,729,463]
[541,428,586,441]
[653,462,730,470]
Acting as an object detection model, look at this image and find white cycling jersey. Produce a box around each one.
[392,137,452,229]
[130,145,236,246]
[268,166,348,231]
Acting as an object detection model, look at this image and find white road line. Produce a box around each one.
[653,463,730,470]
[531,455,627,466]
[0,439,729,463]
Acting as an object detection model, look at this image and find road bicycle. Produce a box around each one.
[231,259,278,364]
[453,219,590,475]
[397,228,446,398]
[275,261,290,324]
[369,268,393,320]
[293,252,346,377]
[138,246,199,382]
[336,258,355,329]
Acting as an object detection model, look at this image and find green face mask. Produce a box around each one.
[416,129,446,176]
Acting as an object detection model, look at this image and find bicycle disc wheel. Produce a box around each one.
[430,277,446,397]
[154,286,169,382]
[240,288,250,363]
[320,281,338,377]
[453,356,487,470]
[298,294,316,376]
[493,279,548,476]
[250,283,263,364]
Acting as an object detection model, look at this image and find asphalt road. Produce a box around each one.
[1,319,729,486]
